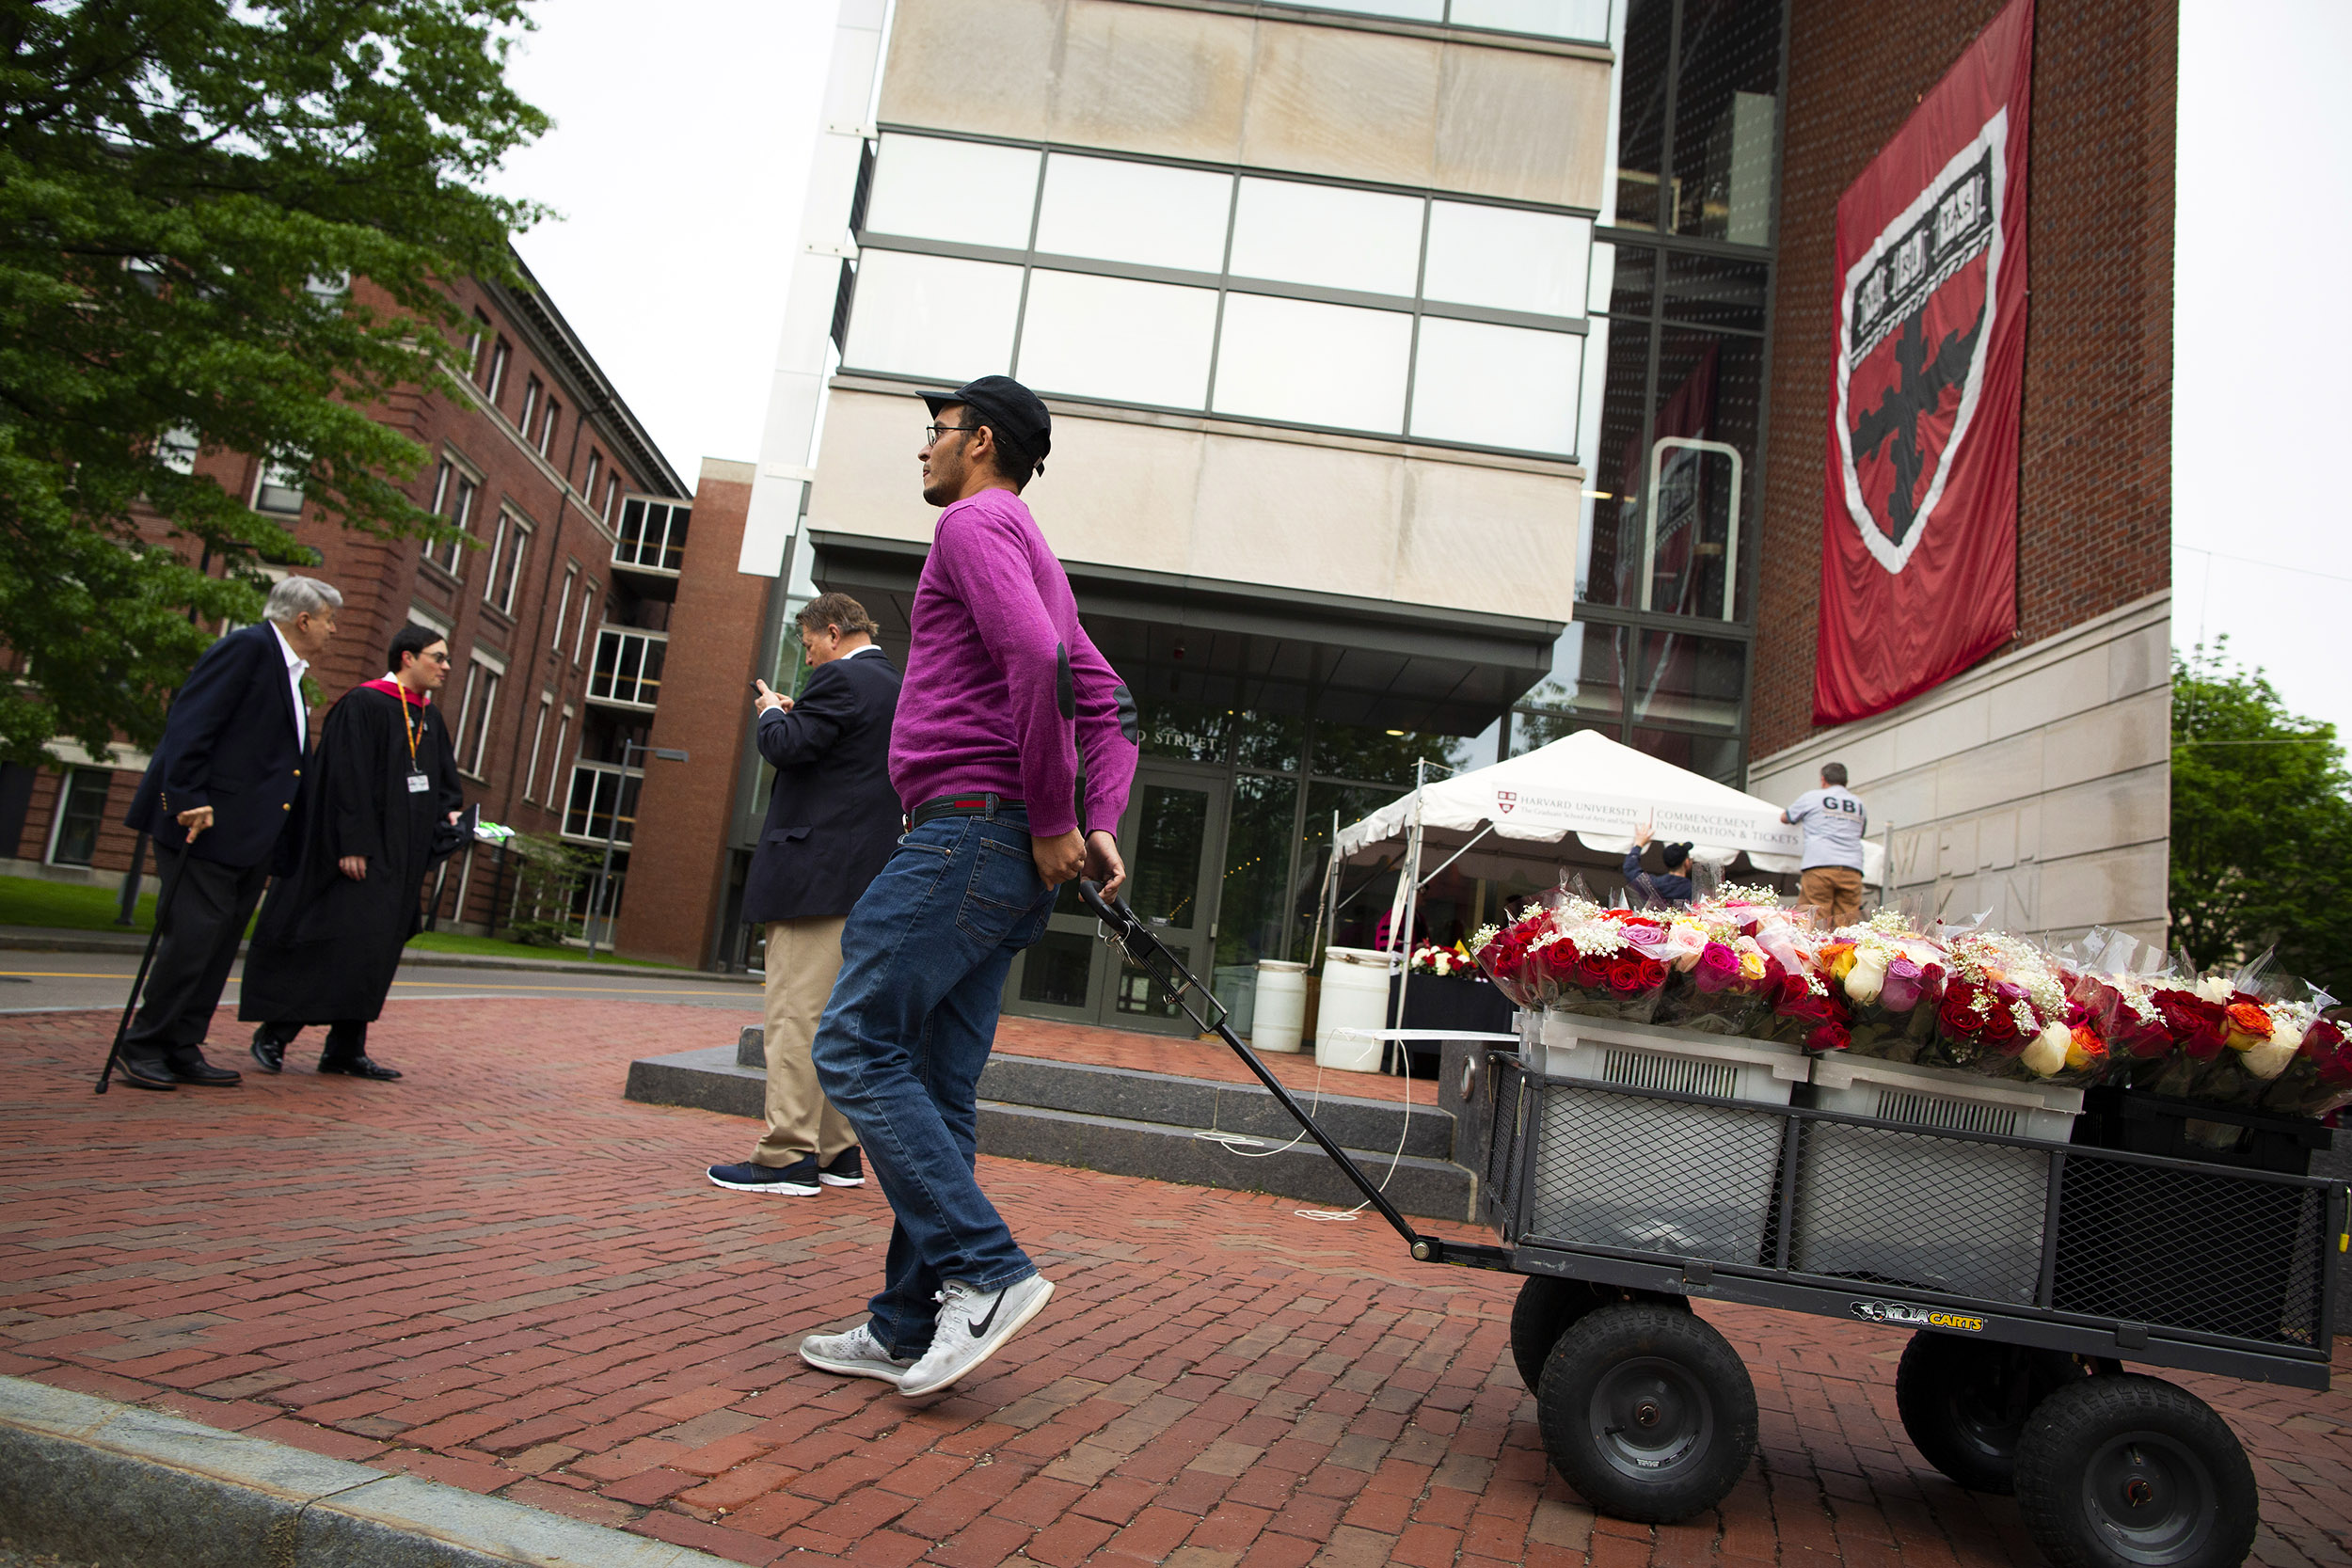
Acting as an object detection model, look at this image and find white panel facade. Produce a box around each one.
[1745,594,2173,945]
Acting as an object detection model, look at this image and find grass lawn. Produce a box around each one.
[0,874,689,971]
[0,873,157,932]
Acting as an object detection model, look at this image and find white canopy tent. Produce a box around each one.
[1333,728,1886,886]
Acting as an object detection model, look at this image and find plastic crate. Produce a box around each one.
[1792,1056,2082,1305]
[2073,1087,2335,1176]
[1533,1009,1811,1104]
[1517,1012,1807,1266]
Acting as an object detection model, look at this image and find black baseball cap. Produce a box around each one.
[921,375,1051,467]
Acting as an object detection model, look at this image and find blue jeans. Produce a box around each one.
[810,808,1055,1358]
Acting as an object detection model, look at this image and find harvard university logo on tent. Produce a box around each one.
[1495,789,1517,816]
[1833,112,2007,576]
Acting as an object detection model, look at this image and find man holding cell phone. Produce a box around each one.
[707,593,901,1196]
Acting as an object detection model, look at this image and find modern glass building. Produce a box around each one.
[742,0,1792,1030]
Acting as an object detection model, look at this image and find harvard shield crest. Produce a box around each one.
[1833,109,2009,575]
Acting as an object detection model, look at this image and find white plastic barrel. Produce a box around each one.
[1250,960,1308,1053]
[1315,946,1393,1071]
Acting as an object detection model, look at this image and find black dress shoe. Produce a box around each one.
[250,1029,285,1074]
[115,1056,179,1091]
[318,1055,402,1081]
[172,1058,243,1086]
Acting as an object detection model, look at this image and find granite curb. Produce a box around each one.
[0,927,753,982]
[0,1377,744,1568]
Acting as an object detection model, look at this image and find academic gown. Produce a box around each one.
[240,684,465,1025]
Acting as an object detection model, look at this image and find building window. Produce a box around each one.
[481,508,531,614]
[453,656,502,779]
[846,133,1597,458]
[45,768,111,867]
[517,374,541,438]
[613,499,689,574]
[601,476,620,525]
[252,459,305,515]
[538,398,561,457]
[523,693,552,802]
[483,338,510,402]
[546,707,572,802]
[571,584,596,664]
[582,451,601,502]
[564,762,642,845]
[466,309,491,372]
[550,564,578,653]
[156,426,199,475]
[588,628,667,709]
[425,460,478,576]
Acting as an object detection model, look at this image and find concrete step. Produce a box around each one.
[625,1042,1476,1222]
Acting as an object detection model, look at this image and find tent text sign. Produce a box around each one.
[1490,785,1803,858]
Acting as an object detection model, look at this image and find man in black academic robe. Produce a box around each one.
[241,625,465,1080]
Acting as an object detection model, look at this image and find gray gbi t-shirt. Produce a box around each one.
[1785,786,1868,870]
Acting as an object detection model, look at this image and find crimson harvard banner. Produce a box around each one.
[1814,0,2034,724]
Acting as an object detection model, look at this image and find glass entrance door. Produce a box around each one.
[1007,766,1225,1034]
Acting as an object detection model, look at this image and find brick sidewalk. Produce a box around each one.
[1,1000,2344,1568]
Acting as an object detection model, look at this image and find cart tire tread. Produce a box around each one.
[2013,1374,2256,1568]
[1511,1277,1608,1393]
[1893,1330,2077,1495]
[1536,1303,1756,1525]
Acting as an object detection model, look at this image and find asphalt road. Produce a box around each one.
[0,951,764,1016]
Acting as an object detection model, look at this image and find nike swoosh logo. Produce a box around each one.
[967,1293,1004,1339]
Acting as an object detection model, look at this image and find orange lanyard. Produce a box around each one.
[399,691,421,769]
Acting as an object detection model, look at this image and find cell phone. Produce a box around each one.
[750,679,763,692]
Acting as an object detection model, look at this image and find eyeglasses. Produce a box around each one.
[421,651,452,665]
[923,422,977,446]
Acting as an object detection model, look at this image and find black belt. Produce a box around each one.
[908,793,1025,828]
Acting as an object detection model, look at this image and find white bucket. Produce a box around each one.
[1250,960,1308,1053]
[1315,946,1393,1071]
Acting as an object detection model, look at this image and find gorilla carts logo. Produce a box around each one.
[1834,110,2008,575]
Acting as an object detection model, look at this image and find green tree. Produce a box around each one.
[0,0,547,765]
[2169,641,2352,1000]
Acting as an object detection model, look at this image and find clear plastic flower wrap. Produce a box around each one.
[2258,1007,2352,1119]
[1819,911,1947,1064]
[1471,895,1673,1022]
[1913,929,2100,1085]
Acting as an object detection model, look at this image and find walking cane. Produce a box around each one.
[95,840,192,1094]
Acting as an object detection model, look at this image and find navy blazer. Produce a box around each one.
[740,648,903,925]
[125,623,307,869]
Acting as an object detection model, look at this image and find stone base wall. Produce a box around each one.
[1746,592,2169,946]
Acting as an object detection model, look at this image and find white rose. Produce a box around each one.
[2269,1019,2305,1054]
[1845,948,1890,1005]
[2021,1022,2071,1078]
[2194,975,2233,1005]
[2245,1039,2296,1080]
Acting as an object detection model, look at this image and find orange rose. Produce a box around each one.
[2224,1002,2273,1050]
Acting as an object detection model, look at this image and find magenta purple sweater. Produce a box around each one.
[888,487,1138,838]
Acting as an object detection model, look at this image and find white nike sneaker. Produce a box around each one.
[798,1321,914,1385]
[897,1274,1055,1399]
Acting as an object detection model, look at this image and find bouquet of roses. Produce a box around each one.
[2259,1007,2352,1118]
[1650,908,1780,1037]
[2164,955,2322,1106]
[1409,940,1477,980]
[1820,912,1947,1064]
[1474,894,1677,1023]
[1918,930,2102,1085]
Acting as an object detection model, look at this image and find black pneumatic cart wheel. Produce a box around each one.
[1510,1276,1694,1392]
[2013,1374,2258,1568]
[1536,1302,1757,1524]
[1894,1331,2079,1494]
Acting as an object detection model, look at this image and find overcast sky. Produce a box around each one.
[496,0,2352,749]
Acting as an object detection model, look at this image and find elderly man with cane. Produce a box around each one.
[105,576,342,1090]
[799,375,1138,1400]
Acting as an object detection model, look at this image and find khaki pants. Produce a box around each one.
[1799,865,1866,931]
[752,916,859,1168]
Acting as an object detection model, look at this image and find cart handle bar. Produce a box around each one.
[1076,879,1512,1273]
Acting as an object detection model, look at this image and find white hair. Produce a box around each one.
[264,576,342,624]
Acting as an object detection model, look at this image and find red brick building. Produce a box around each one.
[0,256,745,945]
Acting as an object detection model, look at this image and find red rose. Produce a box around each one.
[1575,953,1613,990]
[1606,957,1645,995]
[1937,982,1987,1037]
[1636,957,1667,990]
[1979,1003,2021,1046]
[1808,1022,1851,1052]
